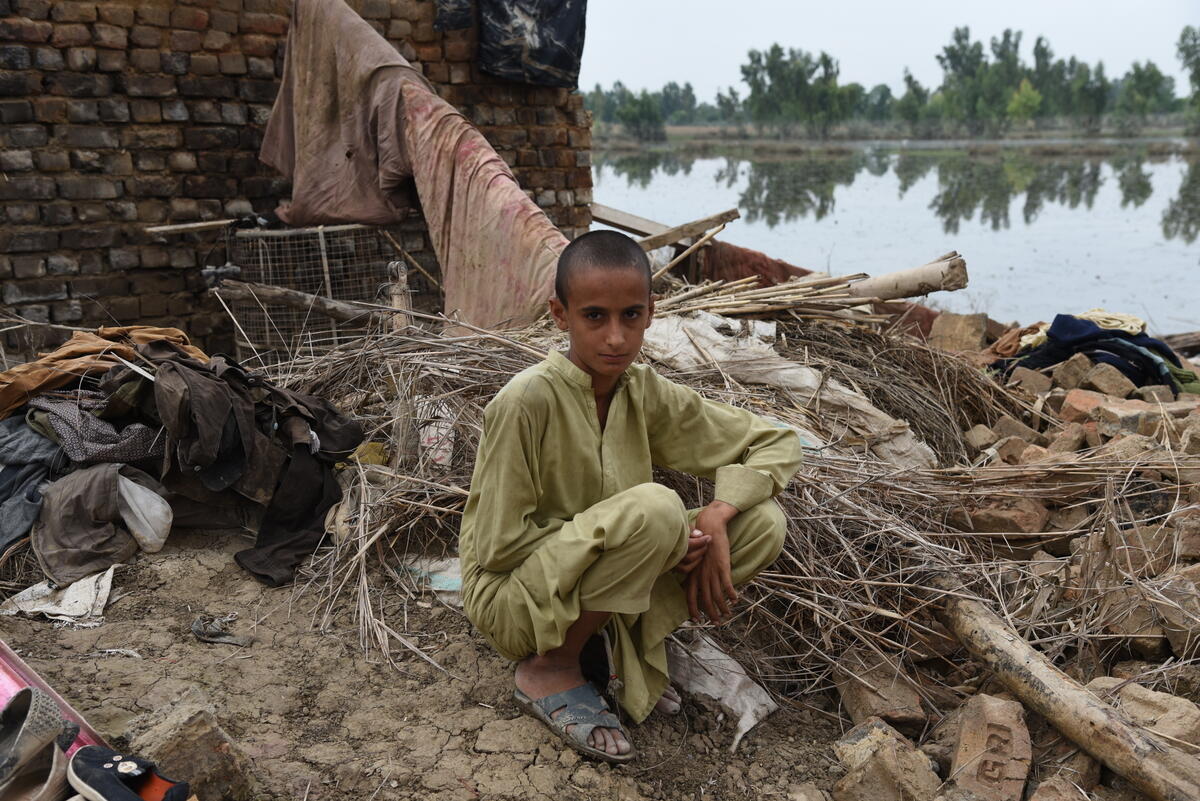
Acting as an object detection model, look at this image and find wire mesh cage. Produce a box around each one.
[229,224,392,367]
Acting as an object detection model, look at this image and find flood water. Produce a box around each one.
[592,146,1200,333]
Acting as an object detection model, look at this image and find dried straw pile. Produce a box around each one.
[267,304,1183,700]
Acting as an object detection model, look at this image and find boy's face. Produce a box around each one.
[549,265,654,383]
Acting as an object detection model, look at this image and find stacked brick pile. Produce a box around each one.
[0,0,593,356]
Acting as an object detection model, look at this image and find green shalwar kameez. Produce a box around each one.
[460,351,803,722]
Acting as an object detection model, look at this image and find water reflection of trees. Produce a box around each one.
[594,150,1199,244]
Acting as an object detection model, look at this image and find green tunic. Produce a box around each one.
[460,350,803,721]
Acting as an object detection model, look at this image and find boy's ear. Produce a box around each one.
[644,296,655,328]
[548,296,569,331]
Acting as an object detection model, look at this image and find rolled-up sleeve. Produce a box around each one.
[644,370,803,511]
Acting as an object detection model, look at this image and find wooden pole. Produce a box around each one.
[651,223,726,282]
[637,208,740,251]
[387,262,417,469]
[934,577,1200,801]
[848,252,968,301]
[211,280,384,327]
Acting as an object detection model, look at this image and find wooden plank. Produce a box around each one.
[145,219,236,234]
[590,203,670,237]
[1163,331,1200,357]
[637,208,740,252]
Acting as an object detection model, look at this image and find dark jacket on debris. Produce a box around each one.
[0,416,67,552]
[134,341,363,586]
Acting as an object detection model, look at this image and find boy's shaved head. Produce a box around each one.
[555,230,651,307]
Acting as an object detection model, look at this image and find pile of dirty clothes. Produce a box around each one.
[0,326,362,593]
[989,309,1200,395]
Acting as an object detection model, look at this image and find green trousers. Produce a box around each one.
[469,482,786,723]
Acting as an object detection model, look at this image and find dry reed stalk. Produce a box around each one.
[266,314,1200,702]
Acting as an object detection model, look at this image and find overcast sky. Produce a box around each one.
[578,0,1195,102]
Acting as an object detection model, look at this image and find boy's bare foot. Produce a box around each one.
[515,655,632,757]
[654,684,681,716]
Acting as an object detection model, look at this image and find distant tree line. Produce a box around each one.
[586,26,1200,141]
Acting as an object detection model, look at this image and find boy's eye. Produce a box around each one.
[585,311,603,321]
[624,310,641,319]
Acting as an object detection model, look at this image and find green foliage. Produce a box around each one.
[582,28,1188,141]
[1007,78,1043,123]
[615,91,666,142]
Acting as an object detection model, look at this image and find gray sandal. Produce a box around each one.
[514,683,635,764]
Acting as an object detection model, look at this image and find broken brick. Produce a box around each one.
[994,436,1030,465]
[1009,366,1053,395]
[832,717,941,801]
[1133,385,1175,403]
[1082,362,1136,398]
[1051,353,1092,390]
[928,312,989,352]
[993,414,1047,446]
[968,498,1049,534]
[1059,389,1106,424]
[964,424,998,452]
[1047,423,1087,453]
[1087,677,1200,747]
[835,652,926,736]
[949,694,1031,801]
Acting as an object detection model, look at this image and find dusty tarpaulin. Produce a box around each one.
[261,0,567,328]
[401,81,566,328]
[706,240,810,285]
[477,0,587,89]
[0,327,207,421]
[259,0,428,225]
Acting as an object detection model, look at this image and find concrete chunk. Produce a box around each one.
[929,312,989,352]
[126,689,259,801]
[1047,423,1087,453]
[1051,353,1092,390]
[993,414,1047,446]
[1058,389,1106,423]
[1082,362,1136,398]
[832,717,942,801]
[1028,777,1088,800]
[1099,585,1170,659]
[949,694,1031,801]
[968,498,1050,534]
[835,652,926,735]
[1008,366,1053,395]
[1133,385,1174,403]
[1087,676,1200,747]
[964,424,998,452]
[993,436,1030,465]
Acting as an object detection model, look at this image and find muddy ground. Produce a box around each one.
[2,531,842,800]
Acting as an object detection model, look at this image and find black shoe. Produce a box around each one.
[66,746,189,801]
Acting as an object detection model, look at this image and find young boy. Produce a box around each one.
[459,230,802,762]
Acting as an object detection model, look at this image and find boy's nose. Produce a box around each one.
[605,322,624,348]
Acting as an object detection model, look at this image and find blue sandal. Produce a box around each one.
[514,683,635,764]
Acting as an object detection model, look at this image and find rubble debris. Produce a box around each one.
[993,435,1031,464]
[788,782,832,801]
[1050,354,1093,390]
[929,312,989,352]
[126,688,260,801]
[993,414,1048,446]
[964,424,999,452]
[948,694,1031,801]
[835,652,926,736]
[1028,777,1088,801]
[934,575,1200,801]
[1134,385,1175,403]
[1087,677,1200,748]
[1099,586,1170,659]
[1059,388,1106,423]
[967,498,1050,533]
[1008,366,1052,395]
[1081,362,1136,398]
[832,717,942,801]
[1047,423,1087,453]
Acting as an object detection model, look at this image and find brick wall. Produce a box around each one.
[0,0,593,358]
